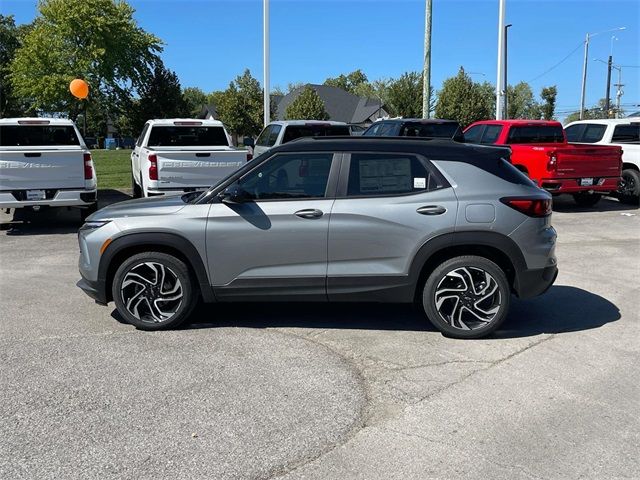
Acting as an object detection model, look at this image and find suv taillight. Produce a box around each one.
[501,197,552,217]
[149,154,158,180]
[83,153,93,180]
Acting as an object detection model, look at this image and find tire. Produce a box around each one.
[132,172,142,198]
[112,252,198,330]
[421,255,510,339]
[572,192,602,207]
[80,202,98,222]
[618,169,640,205]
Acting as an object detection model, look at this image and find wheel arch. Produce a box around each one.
[98,233,215,303]
[409,231,527,301]
[622,162,639,172]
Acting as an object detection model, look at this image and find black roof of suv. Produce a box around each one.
[363,119,465,142]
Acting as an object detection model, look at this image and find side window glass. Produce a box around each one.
[363,123,382,136]
[255,126,272,147]
[480,125,503,144]
[346,153,443,197]
[238,153,333,200]
[268,125,282,146]
[136,124,149,147]
[612,125,640,143]
[564,124,583,142]
[582,124,607,143]
[463,125,483,143]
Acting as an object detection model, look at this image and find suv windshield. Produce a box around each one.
[506,125,564,144]
[0,125,80,146]
[282,125,350,144]
[147,126,228,147]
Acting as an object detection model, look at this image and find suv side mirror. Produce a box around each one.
[219,184,251,204]
[243,137,255,148]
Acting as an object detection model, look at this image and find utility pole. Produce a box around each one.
[605,55,612,117]
[504,24,512,119]
[263,0,270,127]
[495,0,506,120]
[422,0,433,119]
[614,66,623,118]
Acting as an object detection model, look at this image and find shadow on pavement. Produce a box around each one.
[0,189,131,236]
[127,284,619,339]
[552,195,638,213]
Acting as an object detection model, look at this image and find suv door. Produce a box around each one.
[206,151,340,300]
[327,152,457,301]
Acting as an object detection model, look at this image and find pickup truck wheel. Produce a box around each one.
[572,192,602,207]
[132,173,142,198]
[80,202,98,222]
[422,256,510,339]
[112,252,198,331]
[618,169,640,205]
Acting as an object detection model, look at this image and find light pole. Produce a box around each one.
[422,0,433,119]
[495,0,506,120]
[595,58,623,118]
[579,26,625,120]
[504,23,512,119]
[263,0,270,127]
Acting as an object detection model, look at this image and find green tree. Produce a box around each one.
[284,86,329,120]
[10,0,161,117]
[506,82,540,119]
[127,64,187,133]
[435,67,494,126]
[0,15,32,117]
[539,86,557,120]
[386,72,423,118]
[564,98,624,124]
[324,69,368,94]
[182,87,208,117]
[216,69,271,137]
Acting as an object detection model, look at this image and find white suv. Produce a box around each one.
[0,118,97,218]
[251,121,350,157]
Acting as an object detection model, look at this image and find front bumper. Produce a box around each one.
[514,264,558,299]
[77,276,108,305]
[0,189,97,208]
[539,176,620,194]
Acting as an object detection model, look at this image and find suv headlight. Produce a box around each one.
[79,220,111,232]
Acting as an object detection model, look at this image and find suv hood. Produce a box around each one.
[89,194,188,221]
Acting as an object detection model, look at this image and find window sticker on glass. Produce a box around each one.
[359,158,411,193]
[413,177,426,189]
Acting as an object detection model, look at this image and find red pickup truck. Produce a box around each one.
[464,120,622,206]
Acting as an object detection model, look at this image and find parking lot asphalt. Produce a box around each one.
[0,193,638,479]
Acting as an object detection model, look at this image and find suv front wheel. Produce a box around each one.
[422,256,510,339]
[112,252,198,330]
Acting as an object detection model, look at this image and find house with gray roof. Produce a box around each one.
[274,84,388,125]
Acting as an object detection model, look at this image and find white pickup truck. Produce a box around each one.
[565,118,640,204]
[131,119,249,197]
[0,118,97,218]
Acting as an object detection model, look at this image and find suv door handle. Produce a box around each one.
[417,205,446,215]
[295,209,324,219]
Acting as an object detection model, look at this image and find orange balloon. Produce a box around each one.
[69,79,89,99]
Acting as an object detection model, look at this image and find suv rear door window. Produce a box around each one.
[281,125,350,144]
[506,125,564,144]
[346,153,444,196]
[0,125,80,146]
[147,126,228,147]
[611,124,640,143]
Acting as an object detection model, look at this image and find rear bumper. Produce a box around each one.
[539,176,621,194]
[514,264,558,299]
[0,189,97,208]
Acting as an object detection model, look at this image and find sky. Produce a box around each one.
[2,0,639,119]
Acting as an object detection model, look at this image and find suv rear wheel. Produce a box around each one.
[112,252,197,330]
[422,256,510,339]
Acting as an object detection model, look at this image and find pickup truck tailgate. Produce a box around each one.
[155,149,246,189]
[554,145,622,177]
[0,148,86,190]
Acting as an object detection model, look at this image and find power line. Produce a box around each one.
[527,41,584,83]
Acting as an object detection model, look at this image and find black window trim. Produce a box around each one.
[335,151,451,199]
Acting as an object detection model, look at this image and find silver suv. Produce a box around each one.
[77,137,558,339]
